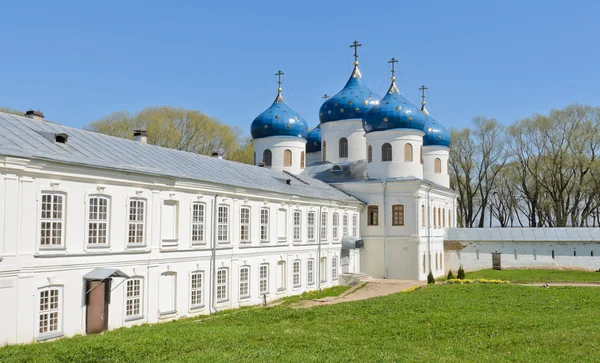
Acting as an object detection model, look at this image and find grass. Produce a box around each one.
[464,268,600,283]
[2,284,600,362]
[276,285,350,306]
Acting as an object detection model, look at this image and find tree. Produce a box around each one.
[0,107,24,116]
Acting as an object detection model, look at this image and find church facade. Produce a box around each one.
[0,43,455,345]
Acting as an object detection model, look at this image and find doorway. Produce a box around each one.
[86,280,110,334]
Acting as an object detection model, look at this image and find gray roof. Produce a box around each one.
[302,160,368,183]
[445,228,600,242]
[0,112,358,203]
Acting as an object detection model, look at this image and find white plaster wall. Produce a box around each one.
[306,151,321,166]
[365,129,425,180]
[252,137,306,175]
[320,119,366,163]
[423,146,450,188]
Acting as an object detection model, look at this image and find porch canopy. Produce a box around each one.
[83,268,129,281]
[342,235,364,249]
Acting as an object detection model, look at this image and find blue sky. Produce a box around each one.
[1,0,598,135]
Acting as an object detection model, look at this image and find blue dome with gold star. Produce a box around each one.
[363,80,426,134]
[423,115,451,147]
[251,91,309,140]
[319,65,380,123]
[306,126,321,152]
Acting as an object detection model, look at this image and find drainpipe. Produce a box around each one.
[316,205,323,291]
[382,181,388,279]
[426,185,432,278]
[210,194,219,313]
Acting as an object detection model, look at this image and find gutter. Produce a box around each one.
[382,181,388,279]
[317,205,323,291]
[426,185,432,277]
[210,194,219,313]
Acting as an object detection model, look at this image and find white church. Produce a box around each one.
[0,42,455,345]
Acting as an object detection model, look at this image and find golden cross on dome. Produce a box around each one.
[275,70,284,90]
[322,94,329,100]
[350,40,362,63]
[388,57,398,79]
[419,85,428,104]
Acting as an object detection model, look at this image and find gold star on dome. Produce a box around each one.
[264,125,268,129]
[355,107,360,112]
[328,110,332,114]
[408,117,412,121]
[275,115,280,119]
[348,100,353,105]
[334,102,339,107]
[363,100,369,105]
[340,108,345,113]
[320,113,323,117]
[383,117,388,122]
[396,106,402,111]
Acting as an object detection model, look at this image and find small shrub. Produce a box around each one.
[427,271,435,284]
[447,270,455,280]
[457,265,466,280]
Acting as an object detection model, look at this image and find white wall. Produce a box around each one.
[252,137,306,175]
[306,151,321,166]
[365,129,425,180]
[423,145,450,188]
[320,119,366,163]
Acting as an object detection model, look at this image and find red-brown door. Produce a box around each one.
[86,281,109,334]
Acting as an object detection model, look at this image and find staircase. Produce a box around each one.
[339,272,369,286]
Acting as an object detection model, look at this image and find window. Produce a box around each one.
[421,205,425,227]
[332,257,338,280]
[253,151,256,165]
[307,211,315,241]
[277,209,287,241]
[438,208,441,228]
[293,210,301,241]
[352,214,358,236]
[88,196,109,245]
[404,143,413,162]
[263,149,272,166]
[368,205,378,226]
[307,259,315,285]
[301,151,305,168]
[216,268,228,302]
[191,202,205,244]
[433,207,437,228]
[382,143,392,162]
[443,209,446,228]
[128,199,146,245]
[284,149,292,167]
[439,253,443,270]
[322,141,327,161]
[332,213,339,240]
[367,145,373,163]
[339,137,348,158]
[239,266,250,299]
[259,264,269,294]
[293,260,301,287]
[190,272,204,308]
[240,207,250,243]
[435,252,439,270]
[320,257,327,283]
[422,253,426,273]
[161,200,178,242]
[277,261,287,292]
[38,287,61,337]
[217,205,229,243]
[448,210,451,227]
[260,208,269,241]
[392,204,404,226]
[343,214,348,236]
[40,193,65,247]
[434,158,442,173]
[125,278,142,318]
[420,145,423,164]
[320,212,328,241]
[159,272,176,315]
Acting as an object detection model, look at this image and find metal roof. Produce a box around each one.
[445,228,600,242]
[0,112,358,203]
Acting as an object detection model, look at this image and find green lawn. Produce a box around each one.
[276,285,351,306]
[2,284,600,362]
[465,268,600,283]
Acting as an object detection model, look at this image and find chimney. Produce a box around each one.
[258,162,266,167]
[25,109,44,121]
[133,130,148,144]
[211,152,223,160]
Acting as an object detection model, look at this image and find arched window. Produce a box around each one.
[447,159,450,174]
[284,149,292,167]
[300,151,305,168]
[367,145,373,163]
[420,146,423,164]
[339,137,348,158]
[263,149,272,166]
[404,143,413,162]
[381,143,392,162]
[434,158,442,173]
[253,152,256,165]
[322,141,327,161]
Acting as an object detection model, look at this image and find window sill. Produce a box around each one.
[86,244,110,249]
[276,288,287,295]
[159,311,177,319]
[239,295,251,302]
[161,240,179,247]
[189,304,205,312]
[216,299,230,305]
[36,331,63,342]
[124,315,144,322]
[126,244,147,249]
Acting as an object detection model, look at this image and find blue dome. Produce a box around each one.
[251,92,308,140]
[423,115,451,147]
[306,126,321,152]
[363,81,426,134]
[319,65,380,123]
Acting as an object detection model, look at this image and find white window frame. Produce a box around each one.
[37,286,63,340]
[216,267,229,302]
[125,277,143,321]
[332,257,338,280]
[320,257,327,283]
[127,198,146,246]
[293,210,301,242]
[260,208,270,242]
[217,205,230,244]
[342,214,348,237]
[240,206,251,243]
[191,202,206,245]
[239,265,250,299]
[161,200,179,245]
[159,272,177,315]
[190,271,204,309]
[87,195,110,247]
[39,192,66,249]
[307,211,315,242]
[352,214,358,237]
[320,212,328,242]
[332,213,339,240]
[307,259,315,285]
[277,260,287,292]
[293,260,301,288]
[259,263,269,295]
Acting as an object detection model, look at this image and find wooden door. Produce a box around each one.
[86,281,108,334]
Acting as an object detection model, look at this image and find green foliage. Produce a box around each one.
[447,270,455,280]
[457,265,466,280]
[465,269,600,283]
[0,107,24,116]
[2,285,600,362]
[427,271,435,284]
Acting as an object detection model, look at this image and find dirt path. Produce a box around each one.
[292,279,425,308]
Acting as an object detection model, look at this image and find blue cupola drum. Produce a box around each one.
[250,91,309,140]
[423,116,451,147]
[306,126,322,152]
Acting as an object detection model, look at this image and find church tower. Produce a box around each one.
[250,70,308,175]
[421,90,451,188]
